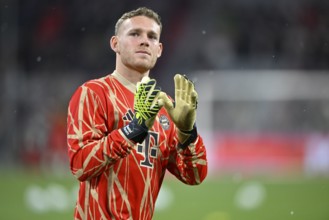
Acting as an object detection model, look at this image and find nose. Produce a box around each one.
[140,34,149,47]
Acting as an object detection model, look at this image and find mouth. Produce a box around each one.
[136,51,151,56]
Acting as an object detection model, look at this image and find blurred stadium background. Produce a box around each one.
[1,0,329,219]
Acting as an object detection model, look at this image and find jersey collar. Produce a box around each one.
[112,70,137,93]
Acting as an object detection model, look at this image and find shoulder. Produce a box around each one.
[69,74,114,103]
[76,74,119,98]
[82,74,113,91]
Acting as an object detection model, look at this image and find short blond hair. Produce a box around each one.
[115,7,162,35]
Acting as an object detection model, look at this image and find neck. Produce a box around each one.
[115,64,149,85]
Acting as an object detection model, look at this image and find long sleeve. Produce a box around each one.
[67,72,209,220]
[67,81,133,182]
[166,126,208,185]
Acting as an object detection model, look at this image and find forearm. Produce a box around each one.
[168,135,208,185]
[68,129,133,181]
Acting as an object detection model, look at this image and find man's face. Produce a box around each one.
[113,16,163,73]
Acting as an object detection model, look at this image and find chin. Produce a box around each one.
[135,63,155,72]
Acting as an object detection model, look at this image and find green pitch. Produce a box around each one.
[0,170,328,220]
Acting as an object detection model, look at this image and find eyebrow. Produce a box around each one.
[128,28,159,36]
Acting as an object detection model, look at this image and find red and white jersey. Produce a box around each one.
[67,71,207,220]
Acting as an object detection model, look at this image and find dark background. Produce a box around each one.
[1,0,329,170]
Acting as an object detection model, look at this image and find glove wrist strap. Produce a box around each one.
[177,124,198,149]
[121,118,148,144]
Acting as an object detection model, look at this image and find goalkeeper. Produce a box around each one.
[67,7,207,220]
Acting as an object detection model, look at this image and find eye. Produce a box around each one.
[148,34,158,40]
[130,32,139,37]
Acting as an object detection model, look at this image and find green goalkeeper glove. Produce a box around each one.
[121,77,161,143]
[158,74,198,149]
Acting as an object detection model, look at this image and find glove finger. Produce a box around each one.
[191,90,198,109]
[136,82,141,91]
[135,78,156,113]
[141,76,151,83]
[181,75,189,101]
[144,79,156,93]
[186,79,195,104]
[178,74,194,103]
[137,76,152,92]
[150,87,162,110]
[144,79,157,103]
[157,92,174,111]
[136,78,153,100]
[174,74,183,102]
[136,81,146,100]
[146,78,156,86]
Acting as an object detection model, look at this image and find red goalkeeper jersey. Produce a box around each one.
[67,71,208,220]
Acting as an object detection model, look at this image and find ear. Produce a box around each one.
[110,36,119,53]
[157,42,163,58]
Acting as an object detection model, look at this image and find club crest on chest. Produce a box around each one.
[159,115,170,130]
